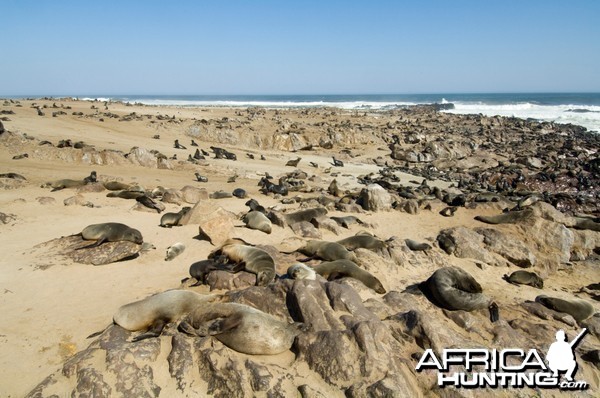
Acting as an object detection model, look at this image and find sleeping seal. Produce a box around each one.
[78,222,143,249]
[179,302,305,355]
[210,240,276,286]
[113,289,216,341]
[503,270,544,288]
[421,266,498,321]
[336,235,387,252]
[313,259,386,293]
[242,211,272,234]
[286,263,317,280]
[535,295,595,322]
[296,240,357,262]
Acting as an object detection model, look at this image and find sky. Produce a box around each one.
[2,0,599,95]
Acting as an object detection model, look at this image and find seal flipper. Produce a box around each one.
[489,302,500,323]
[131,319,167,342]
[207,313,243,335]
[76,237,107,250]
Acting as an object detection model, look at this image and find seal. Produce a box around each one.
[210,240,276,286]
[232,188,247,198]
[336,235,387,252]
[330,215,364,228]
[296,240,357,262]
[78,222,143,249]
[210,190,233,199]
[0,172,26,180]
[535,295,595,322]
[165,242,186,261]
[179,302,305,355]
[43,171,97,191]
[286,262,317,280]
[503,270,543,288]
[313,259,386,293]
[475,208,535,225]
[188,256,229,285]
[160,206,191,228]
[284,208,327,225]
[136,195,163,213]
[405,239,432,251]
[107,190,145,199]
[421,266,498,321]
[245,198,267,214]
[103,181,131,191]
[286,157,301,167]
[242,211,272,234]
[113,289,216,341]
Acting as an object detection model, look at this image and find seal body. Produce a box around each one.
[80,222,143,249]
[243,211,272,234]
[160,206,191,228]
[189,257,228,285]
[313,259,386,293]
[336,235,386,252]
[180,302,304,355]
[211,241,276,286]
[298,240,356,262]
[284,208,327,225]
[103,181,131,191]
[114,290,215,340]
[165,242,185,261]
[503,270,543,288]
[423,266,490,312]
[535,295,595,322]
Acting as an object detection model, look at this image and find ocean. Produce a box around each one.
[78,93,600,133]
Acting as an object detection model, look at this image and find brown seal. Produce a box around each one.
[296,240,357,262]
[113,289,216,341]
[535,295,595,322]
[503,270,543,288]
[313,259,386,293]
[179,302,305,355]
[242,211,272,234]
[210,240,276,286]
[78,222,143,249]
[336,234,387,251]
[160,206,191,228]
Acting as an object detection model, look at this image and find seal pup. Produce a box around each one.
[287,263,317,280]
[296,240,357,262]
[313,259,386,293]
[179,302,305,355]
[245,198,267,214]
[535,295,595,322]
[439,206,458,217]
[286,157,301,167]
[188,256,230,285]
[336,235,387,252]
[174,139,186,149]
[113,289,216,341]
[195,172,208,182]
[160,206,191,228]
[242,211,272,234]
[332,157,344,167]
[232,188,247,198]
[165,242,186,261]
[503,270,543,288]
[421,266,498,321]
[136,195,163,213]
[77,222,143,249]
[210,240,276,286]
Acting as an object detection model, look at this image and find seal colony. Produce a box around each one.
[2,98,599,397]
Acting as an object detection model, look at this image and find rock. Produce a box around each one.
[357,184,392,212]
[438,227,505,266]
[198,215,235,246]
[36,196,56,205]
[162,189,183,205]
[475,227,536,268]
[36,235,142,266]
[205,270,257,291]
[64,194,94,207]
[128,147,161,168]
[181,185,208,204]
[291,221,322,239]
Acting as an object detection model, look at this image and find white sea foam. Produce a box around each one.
[442,102,600,132]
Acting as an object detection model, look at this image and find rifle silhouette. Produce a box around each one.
[569,328,588,349]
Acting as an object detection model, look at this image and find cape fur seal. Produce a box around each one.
[42,171,97,191]
[405,239,432,251]
[475,209,535,225]
[330,215,364,228]
[78,222,143,249]
[113,289,216,341]
[179,302,305,355]
[284,208,327,225]
[422,266,498,321]
[313,260,386,293]
[535,295,595,322]
[160,206,191,228]
[210,240,276,286]
[287,263,317,280]
[296,240,357,262]
[103,181,131,191]
[503,270,544,288]
[188,256,229,285]
[165,242,186,261]
[242,211,272,234]
[336,235,387,252]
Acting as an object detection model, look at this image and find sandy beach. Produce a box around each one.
[1,98,598,397]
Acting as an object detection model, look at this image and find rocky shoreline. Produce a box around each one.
[0,98,598,397]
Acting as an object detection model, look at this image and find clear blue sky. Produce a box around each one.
[2,0,599,95]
